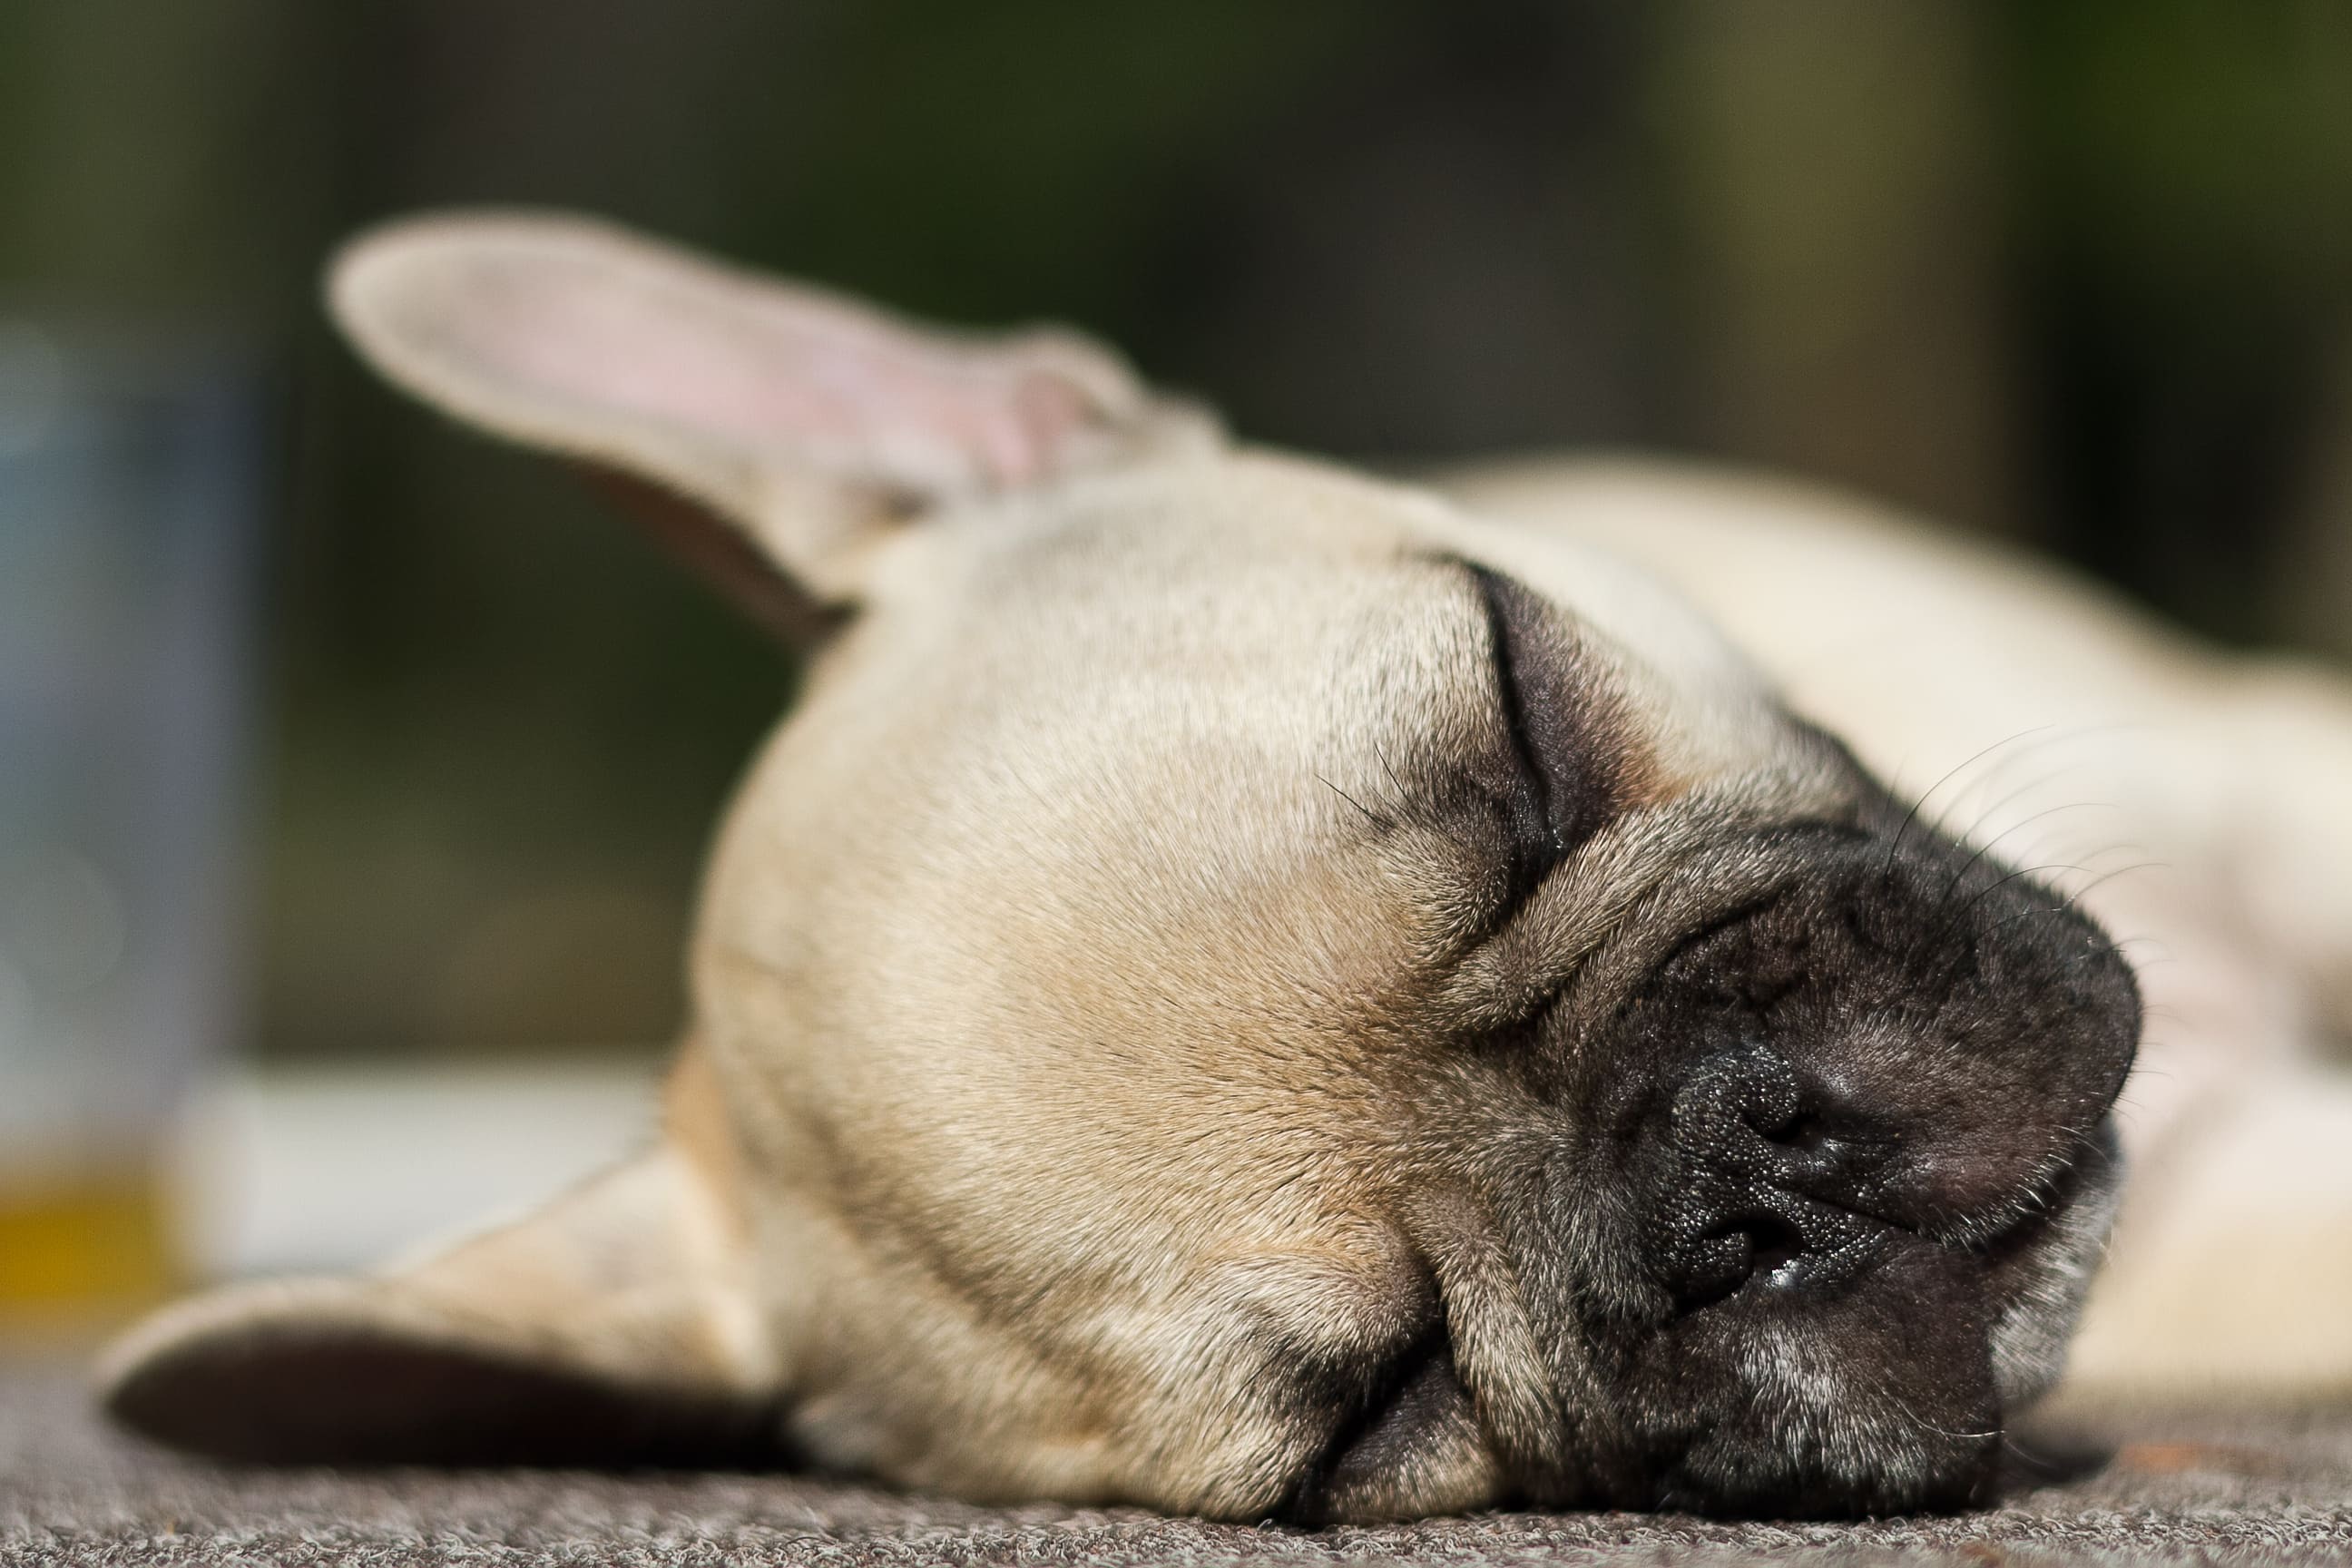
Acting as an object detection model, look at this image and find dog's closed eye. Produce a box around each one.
[1465,564,1632,899]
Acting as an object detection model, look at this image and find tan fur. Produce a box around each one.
[101,212,2351,1514]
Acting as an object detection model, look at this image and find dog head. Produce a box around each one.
[103,213,2138,1520]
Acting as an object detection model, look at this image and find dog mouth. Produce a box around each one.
[1288,1114,2121,1524]
[1582,932,2132,1521]
[1633,1123,2123,1517]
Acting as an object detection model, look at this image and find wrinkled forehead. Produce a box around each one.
[853,453,1822,801]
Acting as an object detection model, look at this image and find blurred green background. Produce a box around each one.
[4,0,2348,1066]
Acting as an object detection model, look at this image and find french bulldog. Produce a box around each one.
[97,211,2347,1520]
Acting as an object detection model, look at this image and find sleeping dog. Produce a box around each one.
[100,213,2351,1519]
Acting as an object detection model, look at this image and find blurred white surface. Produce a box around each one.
[171,1062,657,1279]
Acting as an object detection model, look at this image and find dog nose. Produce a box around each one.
[1655,1043,1884,1308]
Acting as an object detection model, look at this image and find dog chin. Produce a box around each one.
[1647,1114,2125,1516]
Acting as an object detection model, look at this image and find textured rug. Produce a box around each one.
[5,1362,2350,1565]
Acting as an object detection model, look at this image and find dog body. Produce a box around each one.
[100,215,2347,1518]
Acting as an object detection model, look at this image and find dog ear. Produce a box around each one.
[329,210,1220,606]
[99,1147,779,1466]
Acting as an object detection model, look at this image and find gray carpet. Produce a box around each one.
[5,1363,2351,1566]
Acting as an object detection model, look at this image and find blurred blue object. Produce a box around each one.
[0,318,260,1189]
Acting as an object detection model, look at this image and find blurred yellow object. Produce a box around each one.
[0,1161,176,1341]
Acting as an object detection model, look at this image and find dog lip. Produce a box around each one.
[1972,1112,2119,1261]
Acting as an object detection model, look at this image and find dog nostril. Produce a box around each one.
[1682,1212,1809,1307]
[1745,1214,1804,1279]
[1757,1107,1831,1152]
[1682,1043,1832,1158]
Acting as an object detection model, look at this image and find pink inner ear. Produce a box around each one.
[450,255,1116,495]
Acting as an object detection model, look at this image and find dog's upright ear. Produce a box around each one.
[100,1140,779,1466]
[330,210,1219,614]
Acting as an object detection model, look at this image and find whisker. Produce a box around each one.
[1951,719,2163,807]
[1953,861,2099,919]
[1940,746,2112,843]
[1878,728,2055,879]
[1939,800,2116,904]
[2054,859,2171,907]
[1314,772,1391,831]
